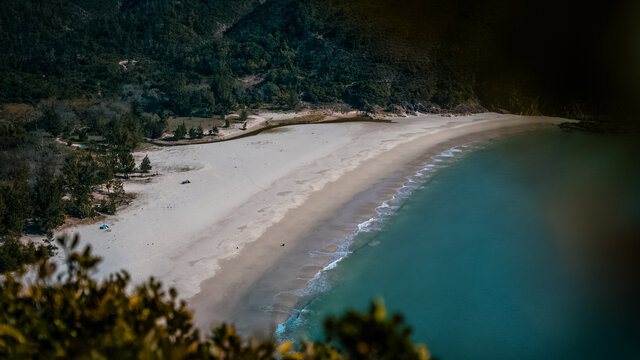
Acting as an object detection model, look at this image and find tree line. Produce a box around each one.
[0,102,154,272]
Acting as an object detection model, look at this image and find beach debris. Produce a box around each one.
[181,179,191,184]
[99,224,109,230]
[281,243,285,247]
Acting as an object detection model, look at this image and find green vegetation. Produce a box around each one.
[0,0,257,112]
[0,237,55,273]
[0,0,635,272]
[2,0,630,127]
[188,125,204,139]
[239,109,249,122]
[174,122,187,139]
[0,235,434,360]
[32,166,66,234]
[118,151,137,179]
[140,155,152,173]
[0,101,153,270]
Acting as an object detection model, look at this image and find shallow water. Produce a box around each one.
[279,129,640,359]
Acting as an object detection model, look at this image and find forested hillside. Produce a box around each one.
[227,0,638,122]
[0,0,262,262]
[1,1,637,261]
[2,0,635,121]
[0,0,260,114]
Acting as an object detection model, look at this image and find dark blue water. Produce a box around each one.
[281,129,640,359]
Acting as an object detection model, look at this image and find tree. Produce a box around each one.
[0,237,53,273]
[0,119,27,149]
[96,153,116,185]
[142,114,167,139]
[174,122,187,139]
[98,180,124,215]
[118,151,136,179]
[32,166,65,234]
[140,154,152,173]
[287,90,300,109]
[0,237,25,273]
[40,106,63,137]
[212,56,237,119]
[0,169,31,237]
[105,113,143,151]
[63,152,99,219]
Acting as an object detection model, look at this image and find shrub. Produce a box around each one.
[140,155,152,173]
[174,122,187,139]
[0,235,434,360]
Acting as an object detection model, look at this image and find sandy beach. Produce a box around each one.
[55,112,569,334]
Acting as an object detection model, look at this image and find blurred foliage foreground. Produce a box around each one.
[0,235,432,360]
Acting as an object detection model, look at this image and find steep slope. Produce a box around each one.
[226,0,638,125]
[0,0,262,105]
[225,0,476,110]
[1,0,637,128]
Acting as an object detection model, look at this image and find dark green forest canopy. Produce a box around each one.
[0,0,638,126]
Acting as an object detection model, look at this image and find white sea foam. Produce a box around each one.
[274,142,478,341]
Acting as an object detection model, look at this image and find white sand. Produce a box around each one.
[55,113,570,326]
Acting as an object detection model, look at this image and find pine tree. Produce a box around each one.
[174,122,187,139]
[33,166,65,233]
[118,151,136,179]
[140,155,152,173]
[63,153,98,219]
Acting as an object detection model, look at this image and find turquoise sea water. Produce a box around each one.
[279,129,640,359]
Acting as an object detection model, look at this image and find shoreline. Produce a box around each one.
[51,113,572,337]
[232,123,562,338]
[186,115,569,335]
